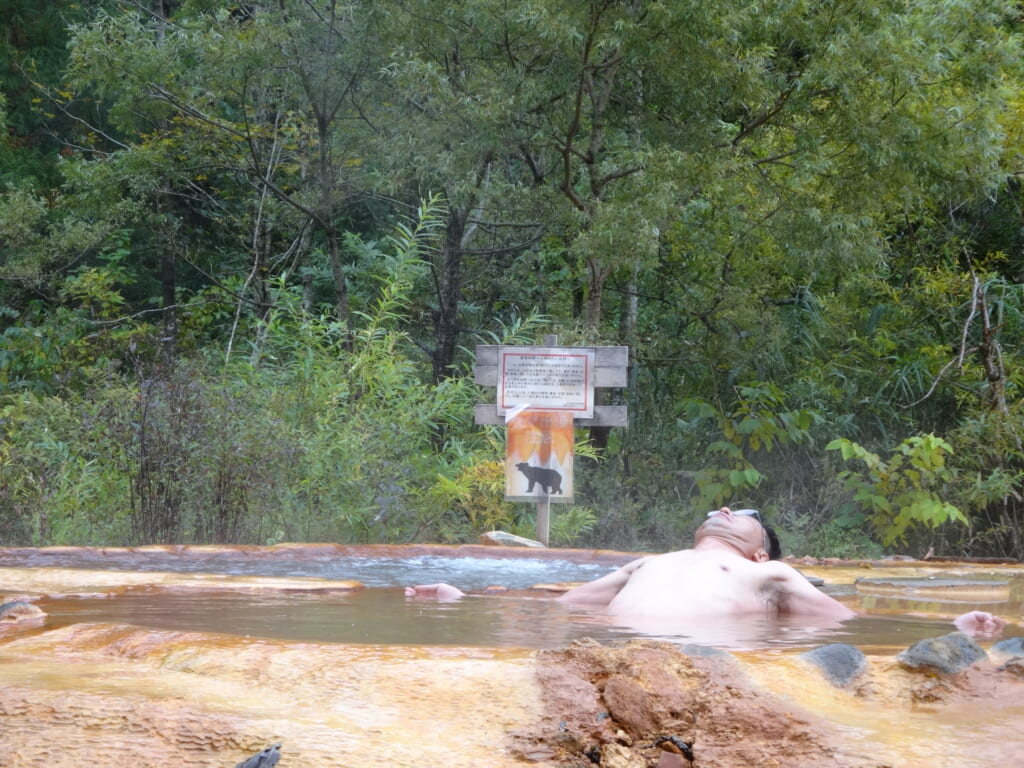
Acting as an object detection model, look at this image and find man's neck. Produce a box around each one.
[691,537,750,559]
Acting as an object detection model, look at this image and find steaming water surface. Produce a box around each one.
[5,547,1024,651]
[0,550,612,589]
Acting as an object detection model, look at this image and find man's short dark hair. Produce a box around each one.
[764,525,782,560]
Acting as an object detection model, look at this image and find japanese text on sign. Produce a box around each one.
[498,347,595,417]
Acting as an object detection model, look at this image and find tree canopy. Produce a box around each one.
[1,0,1023,558]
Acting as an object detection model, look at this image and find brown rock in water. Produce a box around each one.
[598,743,646,768]
[512,639,856,768]
[656,752,689,768]
[999,658,1024,679]
[603,672,683,738]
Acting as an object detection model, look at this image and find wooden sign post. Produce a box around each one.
[474,336,628,544]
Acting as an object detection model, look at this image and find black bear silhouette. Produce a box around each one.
[515,462,563,494]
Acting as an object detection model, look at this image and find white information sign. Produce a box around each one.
[497,346,595,418]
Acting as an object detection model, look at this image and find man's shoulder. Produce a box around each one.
[758,559,806,580]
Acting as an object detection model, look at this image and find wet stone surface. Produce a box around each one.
[800,643,868,687]
[992,636,1024,658]
[897,632,987,674]
[0,600,46,623]
[234,742,281,768]
[855,576,1010,601]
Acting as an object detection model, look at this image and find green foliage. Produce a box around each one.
[427,458,523,541]
[1,0,1024,557]
[676,384,822,510]
[0,391,129,544]
[0,203,490,545]
[941,403,1024,557]
[424,455,599,546]
[550,506,599,548]
[231,202,486,543]
[0,304,81,393]
[0,0,104,189]
[791,515,885,561]
[0,229,155,394]
[827,435,968,546]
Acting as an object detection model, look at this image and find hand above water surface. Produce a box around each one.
[953,610,1006,638]
[404,583,466,601]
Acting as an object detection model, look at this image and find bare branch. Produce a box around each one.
[902,355,966,409]
[957,271,980,371]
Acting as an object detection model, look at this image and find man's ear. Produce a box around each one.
[753,549,770,563]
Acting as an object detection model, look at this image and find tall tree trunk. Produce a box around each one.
[620,264,639,350]
[151,0,177,367]
[154,194,178,368]
[326,226,348,323]
[974,280,1007,415]
[159,238,177,361]
[583,257,611,332]
[431,209,466,382]
[583,258,614,452]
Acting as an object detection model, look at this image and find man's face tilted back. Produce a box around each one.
[696,508,771,562]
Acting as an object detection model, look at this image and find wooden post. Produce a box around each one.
[536,497,551,546]
[532,335,558,545]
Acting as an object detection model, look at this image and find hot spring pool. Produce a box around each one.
[4,544,1024,768]
[3,543,1022,651]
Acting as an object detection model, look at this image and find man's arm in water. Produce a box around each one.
[404,558,650,605]
[763,563,1006,635]
[557,557,649,606]
[404,583,465,600]
[953,609,1006,638]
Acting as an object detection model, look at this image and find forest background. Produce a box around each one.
[2,0,1024,559]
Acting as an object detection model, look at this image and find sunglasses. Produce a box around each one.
[706,508,763,524]
[706,508,769,552]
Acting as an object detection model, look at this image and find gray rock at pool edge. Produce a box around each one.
[0,600,46,623]
[897,632,987,675]
[801,643,868,687]
[478,530,546,548]
[235,743,281,768]
[992,636,1024,658]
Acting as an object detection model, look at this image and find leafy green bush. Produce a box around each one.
[550,505,599,547]
[0,200,499,546]
[0,391,130,545]
[943,404,1024,558]
[827,434,967,546]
